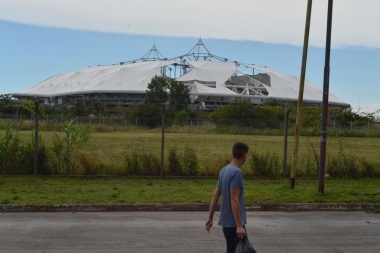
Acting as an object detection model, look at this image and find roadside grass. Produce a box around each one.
[0,177,379,205]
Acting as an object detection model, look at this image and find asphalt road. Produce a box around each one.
[0,211,379,253]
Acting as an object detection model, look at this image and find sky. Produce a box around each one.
[0,0,379,115]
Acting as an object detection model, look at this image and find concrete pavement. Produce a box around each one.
[0,211,379,252]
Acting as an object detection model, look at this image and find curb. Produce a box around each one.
[1,203,379,212]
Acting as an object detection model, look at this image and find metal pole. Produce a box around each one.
[160,104,165,177]
[283,105,291,177]
[319,0,334,194]
[291,0,312,189]
[34,99,39,176]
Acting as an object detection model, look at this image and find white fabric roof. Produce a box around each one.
[16,59,346,106]
[190,81,238,95]
[177,61,241,86]
[19,61,173,96]
[246,65,343,103]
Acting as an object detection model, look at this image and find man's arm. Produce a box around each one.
[205,187,221,231]
[231,188,246,238]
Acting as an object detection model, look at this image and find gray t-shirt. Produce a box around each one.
[217,164,247,227]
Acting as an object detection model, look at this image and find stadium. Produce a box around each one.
[15,39,349,109]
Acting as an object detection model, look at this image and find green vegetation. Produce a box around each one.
[145,75,190,111]
[1,92,379,177]
[2,92,379,137]
[51,119,92,175]
[0,177,378,205]
[0,125,48,174]
[210,101,284,129]
[1,127,379,177]
[131,76,193,128]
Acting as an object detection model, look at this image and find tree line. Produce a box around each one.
[1,77,379,131]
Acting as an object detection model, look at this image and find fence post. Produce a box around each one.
[160,104,165,177]
[34,99,39,176]
[283,106,291,177]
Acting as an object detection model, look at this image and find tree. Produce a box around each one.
[330,107,356,128]
[145,76,190,112]
[145,76,169,104]
[168,79,190,112]
[22,99,46,117]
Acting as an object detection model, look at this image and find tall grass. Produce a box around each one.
[327,140,380,178]
[51,119,92,175]
[249,151,281,177]
[125,143,160,176]
[0,125,48,175]
[167,145,199,176]
[1,121,379,177]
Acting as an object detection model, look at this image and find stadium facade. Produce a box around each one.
[15,39,350,109]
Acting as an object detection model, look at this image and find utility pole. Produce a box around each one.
[291,0,312,189]
[319,0,334,193]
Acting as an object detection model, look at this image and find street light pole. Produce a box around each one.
[319,0,334,194]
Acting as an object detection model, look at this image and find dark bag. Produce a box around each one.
[235,237,257,253]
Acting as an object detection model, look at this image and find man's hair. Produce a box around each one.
[232,142,249,159]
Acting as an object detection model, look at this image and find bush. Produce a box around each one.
[182,145,199,176]
[125,147,161,176]
[0,126,48,175]
[200,155,230,176]
[210,101,256,127]
[17,132,49,175]
[131,104,162,129]
[249,151,281,177]
[141,151,160,176]
[126,152,140,176]
[168,146,182,175]
[0,127,22,174]
[210,101,284,130]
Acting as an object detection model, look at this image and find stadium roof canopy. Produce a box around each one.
[15,39,349,108]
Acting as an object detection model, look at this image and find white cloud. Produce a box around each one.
[0,0,379,48]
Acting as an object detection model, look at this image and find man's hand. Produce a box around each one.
[236,226,246,239]
[205,219,213,232]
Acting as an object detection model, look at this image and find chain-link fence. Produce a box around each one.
[1,112,379,132]
[1,112,379,177]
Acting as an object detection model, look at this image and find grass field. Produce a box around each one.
[11,129,380,176]
[0,177,379,205]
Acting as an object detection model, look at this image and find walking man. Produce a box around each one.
[205,142,249,253]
